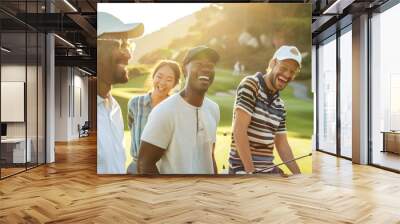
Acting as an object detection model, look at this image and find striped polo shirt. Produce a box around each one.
[229,72,286,173]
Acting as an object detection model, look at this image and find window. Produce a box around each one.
[371,2,400,171]
[339,28,352,158]
[317,36,337,154]
[0,1,46,179]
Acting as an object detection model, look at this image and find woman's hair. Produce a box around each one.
[151,60,181,86]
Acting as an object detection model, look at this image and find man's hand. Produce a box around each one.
[276,167,289,178]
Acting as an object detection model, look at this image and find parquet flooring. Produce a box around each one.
[1,135,400,223]
[1,167,26,178]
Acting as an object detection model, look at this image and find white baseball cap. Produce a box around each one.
[97,12,144,39]
[273,45,302,68]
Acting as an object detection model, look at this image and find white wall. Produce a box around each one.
[1,65,26,81]
[76,72,89,139]
[54,67,89,141]
[55,67,69,141]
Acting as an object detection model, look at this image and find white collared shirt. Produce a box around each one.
[97,94,126,174]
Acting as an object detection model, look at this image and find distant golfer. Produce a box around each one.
[229,46,302,175]
[97,12,144,174]
[137,46,220,174]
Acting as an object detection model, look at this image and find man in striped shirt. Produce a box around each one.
[229,45,302,175]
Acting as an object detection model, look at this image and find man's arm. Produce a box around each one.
[212,143,218,174]
[274,133,301,174]
[127,101,136,160]
[137,141,165,174]
[233,108,255,173]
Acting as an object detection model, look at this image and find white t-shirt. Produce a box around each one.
[140,93,220,174]
[97,95,126,174]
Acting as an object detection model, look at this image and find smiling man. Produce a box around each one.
[229,45,302,175]
[97,12,144,174]
[137,46,220,174]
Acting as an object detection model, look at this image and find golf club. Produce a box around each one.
[253,152,312,174]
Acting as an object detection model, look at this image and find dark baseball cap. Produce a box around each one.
[182,46,220,65]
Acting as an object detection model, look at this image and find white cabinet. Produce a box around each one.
[1,138,31,163]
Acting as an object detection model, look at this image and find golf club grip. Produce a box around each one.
[254,152,312,173]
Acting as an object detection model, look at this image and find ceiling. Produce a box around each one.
[1,0,396,75]
[311,0,391,44]
[1,0,97,75]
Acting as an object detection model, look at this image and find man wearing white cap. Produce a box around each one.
[97,12,144,174]
[229,45,302,175]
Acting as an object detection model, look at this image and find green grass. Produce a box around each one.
[207,68,243,95]
[114,75,149,89]
[112,67,313,174]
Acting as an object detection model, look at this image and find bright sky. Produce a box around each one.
[98,3,210,36]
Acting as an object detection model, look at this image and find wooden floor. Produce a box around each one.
[372,150,400,171]
[1,135,400,223]
[1,167,26,178]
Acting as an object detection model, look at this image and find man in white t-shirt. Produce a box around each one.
[138,46,220,174]
[97,12,144,174]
